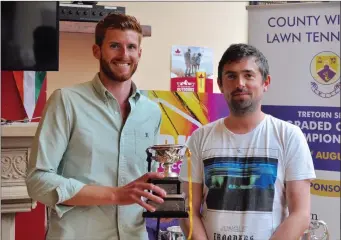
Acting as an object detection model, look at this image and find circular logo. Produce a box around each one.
[310,51,340,98]
[310,51,340,85]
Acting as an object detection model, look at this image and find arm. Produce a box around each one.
[270,180,311,240]
[26,89,84,217]
[178,130,208,239]
[180,182,208,240]
[271,126,315,239]
[61,172,166,212]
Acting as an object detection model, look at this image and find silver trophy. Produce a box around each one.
[159,226,185,240]
[301,220,329,240]
[142,144,188,218]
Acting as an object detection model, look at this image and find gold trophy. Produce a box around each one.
[142,144,189,218]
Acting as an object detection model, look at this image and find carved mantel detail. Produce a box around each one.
[1,123,39,240]
[1,148,29,187]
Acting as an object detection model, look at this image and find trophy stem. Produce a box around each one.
[164,163,178,177]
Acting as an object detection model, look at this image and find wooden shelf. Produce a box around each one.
[59,21,151,37]
[1,122,38,137]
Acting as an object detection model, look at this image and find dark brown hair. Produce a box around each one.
[217,43,269,85]
[95,13,142,47]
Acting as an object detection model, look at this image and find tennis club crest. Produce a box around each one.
[310,51,340,98]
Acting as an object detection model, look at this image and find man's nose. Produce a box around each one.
[236,76,246,87]
[118,46,128,57]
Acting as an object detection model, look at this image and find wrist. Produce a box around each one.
[109,186,119,204]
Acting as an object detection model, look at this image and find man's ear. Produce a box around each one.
[263,75,271,92]
[92,44,101,60]
[138,47,142,59]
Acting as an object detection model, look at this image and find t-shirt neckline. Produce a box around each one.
[221,114,269,137]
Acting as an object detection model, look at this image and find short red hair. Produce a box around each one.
[95,13,142,46]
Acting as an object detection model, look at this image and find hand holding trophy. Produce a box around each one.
[112,172,167,212]
[143,144,193,240]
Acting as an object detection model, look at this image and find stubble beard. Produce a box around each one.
[227,97,260,117]
[100,57,137,83]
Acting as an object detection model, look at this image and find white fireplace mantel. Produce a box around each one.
[1,123,39,240]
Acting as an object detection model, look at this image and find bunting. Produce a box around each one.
[13,71,46,120]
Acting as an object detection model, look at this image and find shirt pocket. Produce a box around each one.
[134,128,155,154]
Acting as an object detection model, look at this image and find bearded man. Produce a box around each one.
[26,13,166,240]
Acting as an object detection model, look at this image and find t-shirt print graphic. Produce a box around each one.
[203,156,278,212]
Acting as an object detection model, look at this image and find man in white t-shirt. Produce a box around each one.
[179,43,316,240]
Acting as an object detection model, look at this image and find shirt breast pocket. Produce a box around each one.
[134,128,154,159]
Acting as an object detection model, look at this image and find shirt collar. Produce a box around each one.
[92,73,141,103]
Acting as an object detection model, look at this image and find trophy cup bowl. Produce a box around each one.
[301,220,329,240]
[148,144,185,178]
[143,144,188,218]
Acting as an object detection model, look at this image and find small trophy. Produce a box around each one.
[142,144,189,218]
[301,220,329,240]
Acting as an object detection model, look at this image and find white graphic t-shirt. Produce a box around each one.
[179,115,316,240]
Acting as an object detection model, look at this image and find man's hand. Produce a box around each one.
[61,172,166,210]
[112,172,167,212]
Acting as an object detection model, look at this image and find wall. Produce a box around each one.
[14,2,248,240]
[46,1,248,96]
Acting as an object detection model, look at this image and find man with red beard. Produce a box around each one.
[26,13,166,240]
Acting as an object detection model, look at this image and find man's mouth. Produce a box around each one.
[233,92,249,96]
[114,63,130,67]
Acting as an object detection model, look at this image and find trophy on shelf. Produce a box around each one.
[301,220,329,240]
[142,144,189,218]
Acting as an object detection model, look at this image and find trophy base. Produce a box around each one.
[143,194,188,218]
[142,211,188,218]
[149,177,181,195]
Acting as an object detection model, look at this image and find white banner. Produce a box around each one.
[248,2,340,240]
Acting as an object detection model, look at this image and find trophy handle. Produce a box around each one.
[310,220,329,240]
[146,147,152,154]
[146,147,153,172]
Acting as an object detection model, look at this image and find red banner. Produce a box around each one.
[170,77,213,93]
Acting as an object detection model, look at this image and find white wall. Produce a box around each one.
[47,2,248,96]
